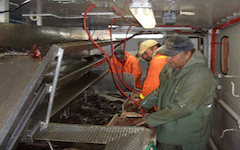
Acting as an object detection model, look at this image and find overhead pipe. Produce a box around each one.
[111,6,138,24]
[114,31,155,49]
[172,30,196,34]
[157,25,198,30]
[86,4,240,75]
[86,0,137,24]
[211,16,240,74]
[215,16,240,30]
[22,13,84,19]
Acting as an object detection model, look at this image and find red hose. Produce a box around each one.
[122,25,133,79]
[109,19,141,94]
[83,5,144,117]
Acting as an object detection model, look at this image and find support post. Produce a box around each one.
[42,48,64,130]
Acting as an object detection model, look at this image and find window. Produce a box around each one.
[220,36,229,75]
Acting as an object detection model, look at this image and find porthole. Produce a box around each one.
[220,36,229,75]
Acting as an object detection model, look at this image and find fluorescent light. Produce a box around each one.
[112,34,163,39]
[180,11,195,16]
[81,12,115,16]
[108,25,119,28]
[129,0,156,29]
[112,34,133,39]
[134,34,163,38]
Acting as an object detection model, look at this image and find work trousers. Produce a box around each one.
[157,141,208,150]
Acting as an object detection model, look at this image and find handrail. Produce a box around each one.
[217,97,240,128]
[231,82,240,97]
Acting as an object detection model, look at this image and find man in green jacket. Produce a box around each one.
[137,35,216,150]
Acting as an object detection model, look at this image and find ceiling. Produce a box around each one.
[8,0,240,34]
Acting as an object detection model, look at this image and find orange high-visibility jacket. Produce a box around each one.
[139,54,167,103]
[109,52,143,89]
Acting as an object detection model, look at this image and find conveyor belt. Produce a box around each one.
[43,55,107,88]
[30,69,109,126]
[25,42,111,128]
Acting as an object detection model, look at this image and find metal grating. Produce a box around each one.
[36,123,152,150]
[105,132,144,150]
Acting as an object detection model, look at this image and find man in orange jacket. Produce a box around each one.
[109,49,143,89]
[137,40,167,110]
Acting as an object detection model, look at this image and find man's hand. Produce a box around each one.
[140,107,149,113]
[125,101,139,112]
[132,117,146,126]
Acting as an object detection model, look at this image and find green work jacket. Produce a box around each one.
[140,50,216,145]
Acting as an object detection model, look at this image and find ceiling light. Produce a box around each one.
[129,0,156,29]
[108,25,119,28]
[81,12,115,16]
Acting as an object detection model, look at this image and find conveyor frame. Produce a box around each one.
[0,46,58,150]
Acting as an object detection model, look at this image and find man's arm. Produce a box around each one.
[141,56,167,97]
[131,58,143,88]
[142,68,215,127]
[139,88,159,109]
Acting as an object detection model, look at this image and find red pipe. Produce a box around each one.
[83,5,144,117]
[211,28,216,74]
[215,16,240,29]
[122,25,133,80]
[211,16,240,74]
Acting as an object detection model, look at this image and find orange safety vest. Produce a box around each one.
[109,52,143,89]
[138,54,167,110]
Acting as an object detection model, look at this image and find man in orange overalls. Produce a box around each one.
[109,49,143,89]
[137,40,167,110]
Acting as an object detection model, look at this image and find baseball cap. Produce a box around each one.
[139,40,158,55]
[114,49,124,58]
[158,35,194,56]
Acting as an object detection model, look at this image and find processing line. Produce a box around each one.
[0,39,153,150]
